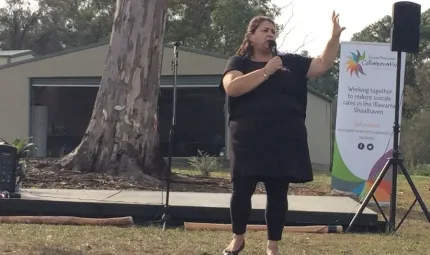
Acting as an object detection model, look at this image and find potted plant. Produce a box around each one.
[0,137,37,195]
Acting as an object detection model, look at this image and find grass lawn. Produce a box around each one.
[0,170,429,255]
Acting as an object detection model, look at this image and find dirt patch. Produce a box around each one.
[20,159,331,196]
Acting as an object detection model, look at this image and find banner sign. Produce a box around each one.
[331,41,406,204]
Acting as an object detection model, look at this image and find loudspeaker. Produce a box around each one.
[0,144,17,193]
[390,1,421,53]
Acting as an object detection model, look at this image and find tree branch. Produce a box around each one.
[275,1,318,54]
[277,1,295,48]
[279,1,293,12]
[291,33,319,54]
[19,10,42,45]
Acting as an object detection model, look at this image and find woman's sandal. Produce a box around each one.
[223,240,245,255]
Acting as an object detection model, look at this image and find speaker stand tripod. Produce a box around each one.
[160,42,180,231]
[346,51,430,233]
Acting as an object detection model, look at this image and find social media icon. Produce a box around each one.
[358,143,365,150]
[367,143,374,150]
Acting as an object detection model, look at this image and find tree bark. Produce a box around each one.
[59,0,168,181]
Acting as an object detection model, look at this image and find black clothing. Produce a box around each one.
[230,176,290,241]
[219,53,314,183]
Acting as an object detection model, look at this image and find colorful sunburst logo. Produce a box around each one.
[346,50,366,77]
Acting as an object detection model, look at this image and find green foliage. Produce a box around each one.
[351,10,430,119]
[400,108,430,168]
[165,0,282,55]
[0,137,36,160]
[409,164,430,177]
[187,149,221,177]
[10,137,36,159]
[0,0,282,56]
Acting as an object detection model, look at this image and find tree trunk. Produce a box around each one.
[59,0,168,182]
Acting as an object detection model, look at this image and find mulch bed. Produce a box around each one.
[20,159,331,196]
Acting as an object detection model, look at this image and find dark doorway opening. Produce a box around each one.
[31,86,98,157]
[158,87,225,157]
[30,85,225,158]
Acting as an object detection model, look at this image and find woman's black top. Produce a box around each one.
[220,54,313,121]
[219,53,315,183]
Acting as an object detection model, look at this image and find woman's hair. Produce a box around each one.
[236,15,275,57]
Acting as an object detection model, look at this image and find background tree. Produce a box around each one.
[0,0,286,56]
[165,0,284,55]
[302,49,340,98]
[351,10,430,118]
[58,0,169,181]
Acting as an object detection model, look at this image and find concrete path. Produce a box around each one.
[20,188,377,215]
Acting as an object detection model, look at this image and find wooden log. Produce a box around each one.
[0,216,134,226]
[184,222,343,234]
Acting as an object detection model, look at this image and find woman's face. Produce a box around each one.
[249,20,276,51]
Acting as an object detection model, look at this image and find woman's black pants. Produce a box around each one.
[230,176,290,241]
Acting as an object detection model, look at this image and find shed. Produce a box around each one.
[0,41,333,170]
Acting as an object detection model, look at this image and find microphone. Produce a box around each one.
[268,40,289,72]
[268,40,277,57]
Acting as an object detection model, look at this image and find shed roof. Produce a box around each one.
[0,49,35,57]
[0,39,228,70]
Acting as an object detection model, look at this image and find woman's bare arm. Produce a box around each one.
[222,56,283,97]
[222,69,268,97]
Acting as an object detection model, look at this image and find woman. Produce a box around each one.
[219,12,345,255]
